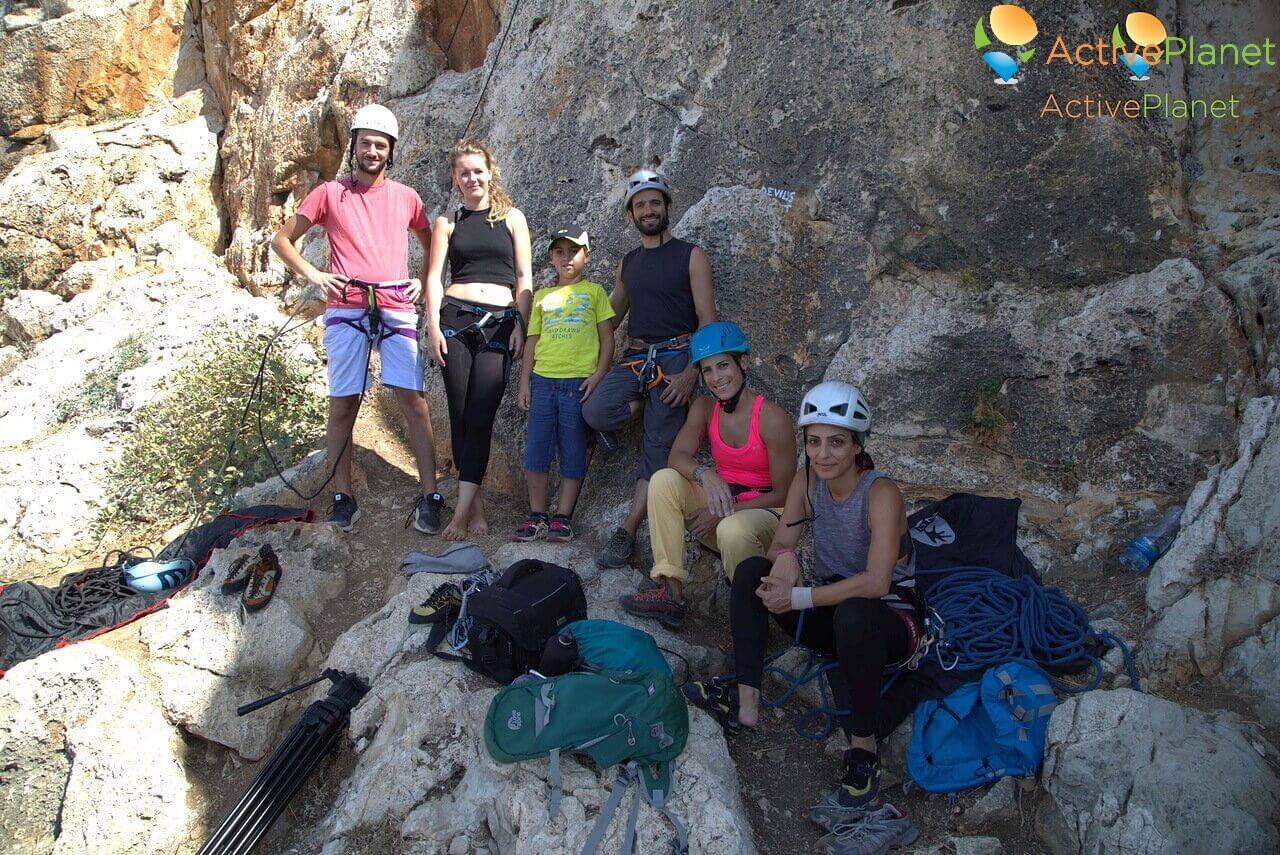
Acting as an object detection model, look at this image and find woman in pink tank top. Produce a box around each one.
[620,322,796,631]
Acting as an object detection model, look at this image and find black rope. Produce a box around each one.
[441,0,476,60]
[460,0,522,141]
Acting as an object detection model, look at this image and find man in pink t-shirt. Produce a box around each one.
[270,104,443,535]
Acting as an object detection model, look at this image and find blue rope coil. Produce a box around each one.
[762,566,1141,741]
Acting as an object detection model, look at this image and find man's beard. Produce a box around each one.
[635,211,669,237]
[356,156,387,177]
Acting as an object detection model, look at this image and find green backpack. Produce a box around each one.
[484,668,689,853]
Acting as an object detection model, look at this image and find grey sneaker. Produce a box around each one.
[407,492,445,535]
[596,526,634,569]
[328,493,360,532]
[809,793,877,833]
[817,804,918,855]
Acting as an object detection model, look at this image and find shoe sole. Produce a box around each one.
[546,533,574,543]
[220,579,250,595]
[413,519,441,535]
[596,554,633,570]
[511,531,546,542]
[333,508,362,533]
[619,599,685,631]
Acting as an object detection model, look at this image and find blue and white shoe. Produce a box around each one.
[124,558,195,592]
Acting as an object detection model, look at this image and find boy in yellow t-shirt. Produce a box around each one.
[514,227,616,542]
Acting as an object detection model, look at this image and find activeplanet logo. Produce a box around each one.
[974,4,1038,84]
[968,5,1274,121]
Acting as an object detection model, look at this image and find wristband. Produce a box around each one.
[790,587,814,611]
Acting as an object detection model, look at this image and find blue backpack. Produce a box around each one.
[560,619,672,676]
[907,662,1057,793]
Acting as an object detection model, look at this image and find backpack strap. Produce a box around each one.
[579,762,688,855]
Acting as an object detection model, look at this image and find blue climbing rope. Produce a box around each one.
[762,566,1141,741]
[917,566,1141,693]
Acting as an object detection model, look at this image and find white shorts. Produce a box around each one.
[323,308,425,396]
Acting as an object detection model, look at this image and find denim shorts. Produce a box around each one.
[524,373,589,480]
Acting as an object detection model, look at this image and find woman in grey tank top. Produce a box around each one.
[682,382,920,822]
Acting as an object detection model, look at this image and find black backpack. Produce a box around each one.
[429,559,587,684]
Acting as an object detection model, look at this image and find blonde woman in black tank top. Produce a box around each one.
[424,139,533,540]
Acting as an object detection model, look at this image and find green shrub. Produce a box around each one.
[967,378,1008,440]
[54,335,149,423]
[98,324,326,539]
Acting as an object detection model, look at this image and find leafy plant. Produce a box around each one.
[97,324,326,539]
[967,378,1008,441]
[54,335,149,423]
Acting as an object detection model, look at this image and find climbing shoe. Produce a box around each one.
[409,581,463,625]
[512,511,550,542]
[820,747,881,813]
[407,492,445,535]
[596,526,635,569]
[816,804,918,855]
[221,554,252,595]
[546,514,575,542]
[241,544,282,614]
[618,579,686,630]
[328,493,360,532]
[682,676,751,736]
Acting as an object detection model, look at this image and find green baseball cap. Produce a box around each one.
[546,227,590,255]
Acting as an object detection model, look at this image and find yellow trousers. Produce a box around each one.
[647,467,780,583]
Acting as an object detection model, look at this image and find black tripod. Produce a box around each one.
[198,669,369,855]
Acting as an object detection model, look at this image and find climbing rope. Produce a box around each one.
[917,566,1141,693]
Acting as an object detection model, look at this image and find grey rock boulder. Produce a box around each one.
[1039,689,1279,855]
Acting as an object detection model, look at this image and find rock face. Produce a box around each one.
[1039,689,1279,855]
[212,0,1260,556]
[0,644,192,855]
[292,547,755,854]
[0,95,223,289]
[0,222,320,569]
[1140,396,1280,725]
[0,0,194,136]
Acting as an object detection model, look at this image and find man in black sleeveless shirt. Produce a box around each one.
[583,170,716,569]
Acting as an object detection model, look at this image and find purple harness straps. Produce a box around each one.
[326,278,419,341]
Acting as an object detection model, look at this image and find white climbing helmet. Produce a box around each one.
[350,104,399,141]
[798,381,872,442]
[623,168,672,208]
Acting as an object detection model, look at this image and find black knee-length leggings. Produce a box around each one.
[439,298,516,484]
[730,555,913,739]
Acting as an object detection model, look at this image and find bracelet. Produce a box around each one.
[693,464,709,484]
[790,587,815,611]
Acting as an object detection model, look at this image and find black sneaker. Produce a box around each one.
[829,747,880,811]
[595,429,620,455]
[596,526,634,569]
[546,514,575,542]
[328,493,360,532]
[406,492,445,535]
[619,579,687,630]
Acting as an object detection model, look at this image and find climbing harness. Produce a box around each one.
[620,334,691,393]
[446,566,496,652]
[914,566,1141,693]
[324,278,419,345]
[441,297,523,354]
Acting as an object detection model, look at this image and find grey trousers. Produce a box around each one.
[581,350,690,480]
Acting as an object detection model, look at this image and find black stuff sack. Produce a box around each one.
[431,559,587,685]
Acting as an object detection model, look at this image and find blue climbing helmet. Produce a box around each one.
[690,321,750,365]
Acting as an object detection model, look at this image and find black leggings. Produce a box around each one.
[439,298,516,484]
[730,556,912,740]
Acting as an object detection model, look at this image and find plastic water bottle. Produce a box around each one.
[1118,506,1183,572]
